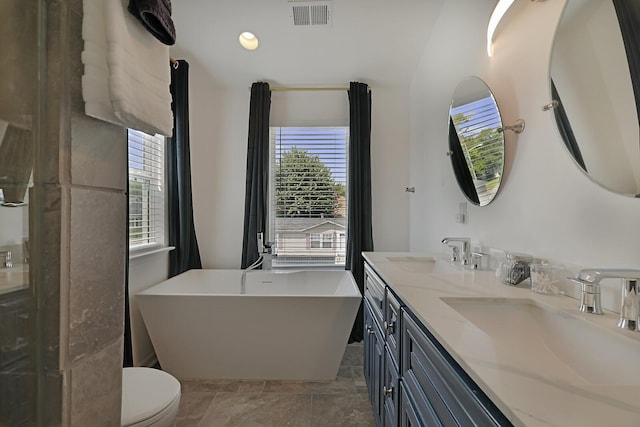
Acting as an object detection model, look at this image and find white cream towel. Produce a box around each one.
[81,0,173,136]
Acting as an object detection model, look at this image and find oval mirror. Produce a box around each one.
[550,0,640,197]
[448,76,505,206]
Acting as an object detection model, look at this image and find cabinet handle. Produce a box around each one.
[368,329,375,335]
[384,320,395,333]
[383,385,394,397]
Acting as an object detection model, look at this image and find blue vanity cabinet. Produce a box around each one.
[363,260,512,427]
[365,264,402,427]
[401,309,513,426]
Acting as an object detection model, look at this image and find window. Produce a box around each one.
[127,130,165,249]
[270,127,348,267]
[309,233,333,249]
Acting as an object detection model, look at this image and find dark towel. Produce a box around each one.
[128,0,176,46]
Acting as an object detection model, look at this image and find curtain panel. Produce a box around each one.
[167,59,202,277]
[612,0,640,125]
[346,81,374,343]
[448,118,480,205]
[551,80,587,171]
[241,82,271,269]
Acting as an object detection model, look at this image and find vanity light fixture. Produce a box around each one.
[239,32,259,50]
[487,0,545,57]
[487,0,515,57]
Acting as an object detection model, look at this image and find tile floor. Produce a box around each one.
[171,342,375,426]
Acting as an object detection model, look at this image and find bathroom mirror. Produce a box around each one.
[0,1,35,295]
[448,76,505,206]
[550,0,640,197]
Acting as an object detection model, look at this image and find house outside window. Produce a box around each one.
[127,129,165,249]
[270,127,348,267]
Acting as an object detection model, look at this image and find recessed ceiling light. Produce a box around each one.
[239,32,259,50]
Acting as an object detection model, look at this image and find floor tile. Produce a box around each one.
[310,394,375,426]
[174,391,215,421]
[197,392,312,427]
[181,379,265,393]
[340,344,364,367]
[169,342,373,426]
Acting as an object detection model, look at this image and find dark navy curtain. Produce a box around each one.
[613,0,640,124]
[124,180,133,367]
[448,118,479,204]
[346,82,374,343]
[241,82,271,269]
[167,59,202,277]
[551,80,587,171]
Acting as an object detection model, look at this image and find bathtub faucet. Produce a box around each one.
[261,241,276,270]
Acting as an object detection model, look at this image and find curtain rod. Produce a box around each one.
[247,86,371,92]
[258,86,349,92]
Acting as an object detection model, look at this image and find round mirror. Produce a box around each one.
[550,0,640,197]
[448,76,505,206]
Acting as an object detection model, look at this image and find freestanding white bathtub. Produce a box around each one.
[136,269,362,381]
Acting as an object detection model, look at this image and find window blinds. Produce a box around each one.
[270,127,348,266]
[127,129,165,248]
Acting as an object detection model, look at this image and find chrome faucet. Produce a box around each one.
[569,269,640,331]
[0,251,12,268]
[442,237,471,265]
[261,241,276,270]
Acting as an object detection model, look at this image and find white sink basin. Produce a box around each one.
[442,297,640,385]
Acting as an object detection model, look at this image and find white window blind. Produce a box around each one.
[128,129,165,249]
[450,95,503,205]
[270,127,348,267]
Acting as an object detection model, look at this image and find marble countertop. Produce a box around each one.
[363,252,640,427]
[0,263,29,295]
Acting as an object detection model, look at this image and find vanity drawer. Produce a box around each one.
[401,309,512,426]
[364,263,385,328]
[384,289,401,369]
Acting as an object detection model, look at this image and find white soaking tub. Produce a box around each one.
[136,269,362,381]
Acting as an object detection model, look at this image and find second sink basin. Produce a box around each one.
[442,297,640,385]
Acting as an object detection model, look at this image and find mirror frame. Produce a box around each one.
[549,0,640,198]
[448,76,505,206]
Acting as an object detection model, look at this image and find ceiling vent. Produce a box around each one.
[289,1,332,26]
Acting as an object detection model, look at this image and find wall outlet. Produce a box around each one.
[456,202,467,224]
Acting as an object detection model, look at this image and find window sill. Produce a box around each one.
[129,245,175,260]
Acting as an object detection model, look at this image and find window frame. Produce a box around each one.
[268,126,349,268]
[127,129,168,256]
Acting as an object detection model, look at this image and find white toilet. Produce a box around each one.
[121,367,181,427]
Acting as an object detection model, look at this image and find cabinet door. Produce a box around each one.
[384,289,401,369]
[364,263,385,327]
[402,309,512,426]
[399,381,442,427]
[364,300,384,426]
[364,301,374,391]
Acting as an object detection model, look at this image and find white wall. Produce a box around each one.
[185,60,412,269]
[409,0,640,282]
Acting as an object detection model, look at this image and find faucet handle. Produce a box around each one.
[618,279,638,331]
[449,246,460,263]
[568,277,603,315]
[471,252,487,270]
